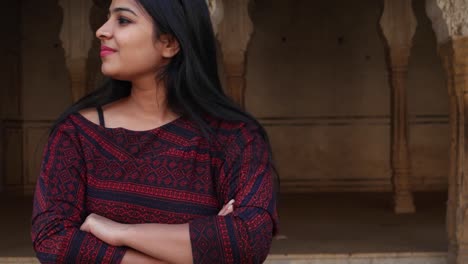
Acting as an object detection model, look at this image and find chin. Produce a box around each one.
[101,65,124,80]
[101,64,114,76]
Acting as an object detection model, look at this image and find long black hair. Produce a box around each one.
[54,0,279,191]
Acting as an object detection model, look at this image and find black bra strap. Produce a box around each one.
[96,106,105,127]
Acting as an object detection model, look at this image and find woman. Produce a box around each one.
[31,0,278,263]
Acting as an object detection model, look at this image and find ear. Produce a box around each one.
[159,34,180,58]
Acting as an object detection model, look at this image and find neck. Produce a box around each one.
[127,75,174,119]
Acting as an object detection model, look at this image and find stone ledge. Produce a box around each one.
[0,252,448,264]
[0,258,38,264]
[265,252,447,264]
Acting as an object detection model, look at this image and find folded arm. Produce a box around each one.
[31,122,162,263]
[81,124,279,264]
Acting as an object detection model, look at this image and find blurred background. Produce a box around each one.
[0,0,457,263]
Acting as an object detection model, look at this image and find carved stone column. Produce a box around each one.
[380,0,417,213]
[59,0,94,102]
[440,36,468,264]
[215,0,253,108]
[207,0,224,35]
[426,0,468,262]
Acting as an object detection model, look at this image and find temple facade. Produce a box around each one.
[0,0,467,263]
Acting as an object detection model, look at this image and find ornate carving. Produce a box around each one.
[59,0,94,102]
[380,0,417,213]
[207,0,224,34]
[426,0,468,43]
[426,0,451,43]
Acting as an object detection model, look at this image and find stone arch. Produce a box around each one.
[425,0,468,262]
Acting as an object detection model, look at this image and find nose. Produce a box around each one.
[96,20,112,40]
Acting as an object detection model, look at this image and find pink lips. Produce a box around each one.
[100,45,117,57]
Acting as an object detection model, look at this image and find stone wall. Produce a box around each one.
[1,0,72,194]
[0,1,22,193]
[1,0,449,193]
[245,0,448,191]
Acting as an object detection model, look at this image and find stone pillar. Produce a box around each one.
[59,0,94,102]
[440,36,468,264]
[380,0,417,213]
[207,0,224,35]
[215,0,253,108]
[426,0,468,263]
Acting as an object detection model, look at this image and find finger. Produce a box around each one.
[218,199,235,216]
[217,207,225,216]
[219,204,233,216]
[218,204,229,216]
[80,222,88,232]
[225,199,235,215]
[225,204,233,215]
[218,200,235,216]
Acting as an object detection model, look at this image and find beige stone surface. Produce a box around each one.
[438,36,468,264]
[435,0,468,37]
[245,0,448,192]
[265,253,447,264]
[59,0,94,102]
[216,0,253,106]
[380,0,418,213]
[0,258,38,264]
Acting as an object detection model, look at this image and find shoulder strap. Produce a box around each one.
[96,106,105,127]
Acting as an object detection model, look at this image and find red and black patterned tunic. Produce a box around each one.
[31,112,278,264]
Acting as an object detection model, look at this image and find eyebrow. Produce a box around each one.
[110,7,138,16]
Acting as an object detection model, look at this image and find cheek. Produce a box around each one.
[118,38,163,73]
[128,45,161,67]
[100,28,164,80]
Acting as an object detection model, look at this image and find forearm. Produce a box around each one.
[121,223,193,264]
[32,225,126,263]
[121,248,169,264]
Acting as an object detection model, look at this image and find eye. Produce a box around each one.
[117,17,132,25]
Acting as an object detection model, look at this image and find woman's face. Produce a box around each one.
[96,0,166,81]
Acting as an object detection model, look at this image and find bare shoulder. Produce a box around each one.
[78,99,126,126]
[78,107,99,125]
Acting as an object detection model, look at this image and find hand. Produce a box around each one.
[218,199,235,216]
[80,200,234,247]
[80,213,129,247]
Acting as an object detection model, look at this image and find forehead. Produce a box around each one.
[109,0,143,14]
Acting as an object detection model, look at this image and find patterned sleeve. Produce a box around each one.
[189,123,279,264]
[31,119,127,263]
